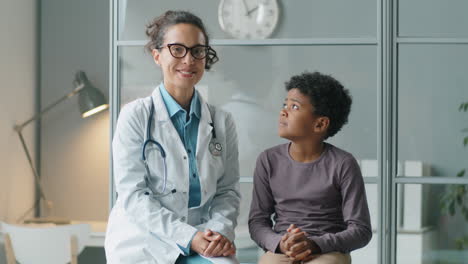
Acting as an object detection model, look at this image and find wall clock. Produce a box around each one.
[218,0,280,39]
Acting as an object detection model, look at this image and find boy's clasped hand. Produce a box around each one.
[279,224,321,263]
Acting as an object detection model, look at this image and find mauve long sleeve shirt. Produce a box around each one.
[248,143,372,254]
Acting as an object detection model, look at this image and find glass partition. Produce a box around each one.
[397,45,468,178]
[118,0,376,41]
[398,0,468,37]
[119,45,378,175]
[396,184,468,264]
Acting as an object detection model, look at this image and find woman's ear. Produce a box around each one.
[152,49,161,66]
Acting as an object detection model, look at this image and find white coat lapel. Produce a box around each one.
[151,86,186,147]
[151,87,180,144]
[150,87,188,190]
[196,91,214,159]
[195,92,216,204]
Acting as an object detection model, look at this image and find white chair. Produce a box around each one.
[1,222,91,264]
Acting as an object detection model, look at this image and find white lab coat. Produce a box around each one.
[105,86,241,264]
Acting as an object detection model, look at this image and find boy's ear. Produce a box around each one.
[314,116,330,133]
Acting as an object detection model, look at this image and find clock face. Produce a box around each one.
[218,0,279,39]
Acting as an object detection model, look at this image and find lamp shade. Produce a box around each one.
[74,71,108,118]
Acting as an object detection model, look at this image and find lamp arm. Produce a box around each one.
[16,129,47,202]
[14,127,53,222]
[13,83,84,221]
[14,84,84,132]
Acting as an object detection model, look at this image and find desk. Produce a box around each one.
[0,221,106,248]
[71,221,106,247]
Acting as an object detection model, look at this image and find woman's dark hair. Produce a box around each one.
[145,10,218,70]
[285,71,352,139]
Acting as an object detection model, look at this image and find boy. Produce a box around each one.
[248,72,371,264]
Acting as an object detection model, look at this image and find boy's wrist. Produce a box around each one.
[307,238,322,254]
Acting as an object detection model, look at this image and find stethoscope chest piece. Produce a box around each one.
[209,141,222,156]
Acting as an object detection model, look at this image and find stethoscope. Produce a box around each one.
[142,98,222,197]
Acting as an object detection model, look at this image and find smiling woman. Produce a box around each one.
[105,10,241,264]
[152,23,207,94]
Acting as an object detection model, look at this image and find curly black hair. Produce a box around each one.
[285,71,352,139]
[145,10,218,70]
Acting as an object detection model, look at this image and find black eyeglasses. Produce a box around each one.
[158,43,211,60]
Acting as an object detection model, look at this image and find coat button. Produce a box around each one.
[181,216,186,222]
[183,156,187,160]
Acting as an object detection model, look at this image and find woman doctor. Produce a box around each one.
[105,10,241,264]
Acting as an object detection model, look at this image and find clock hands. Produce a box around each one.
[242,0,260,18]
[241,0,250,15]
[247,5,259,16]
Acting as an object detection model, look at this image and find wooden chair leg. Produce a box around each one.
[70,235,78,264]
[4,234,16,264]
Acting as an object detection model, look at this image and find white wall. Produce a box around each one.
[0,0,37,260]
[0,0,37,223]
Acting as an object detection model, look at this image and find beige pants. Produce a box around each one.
[258,251,351,264]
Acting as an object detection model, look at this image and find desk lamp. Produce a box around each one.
[14,71,108,222]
